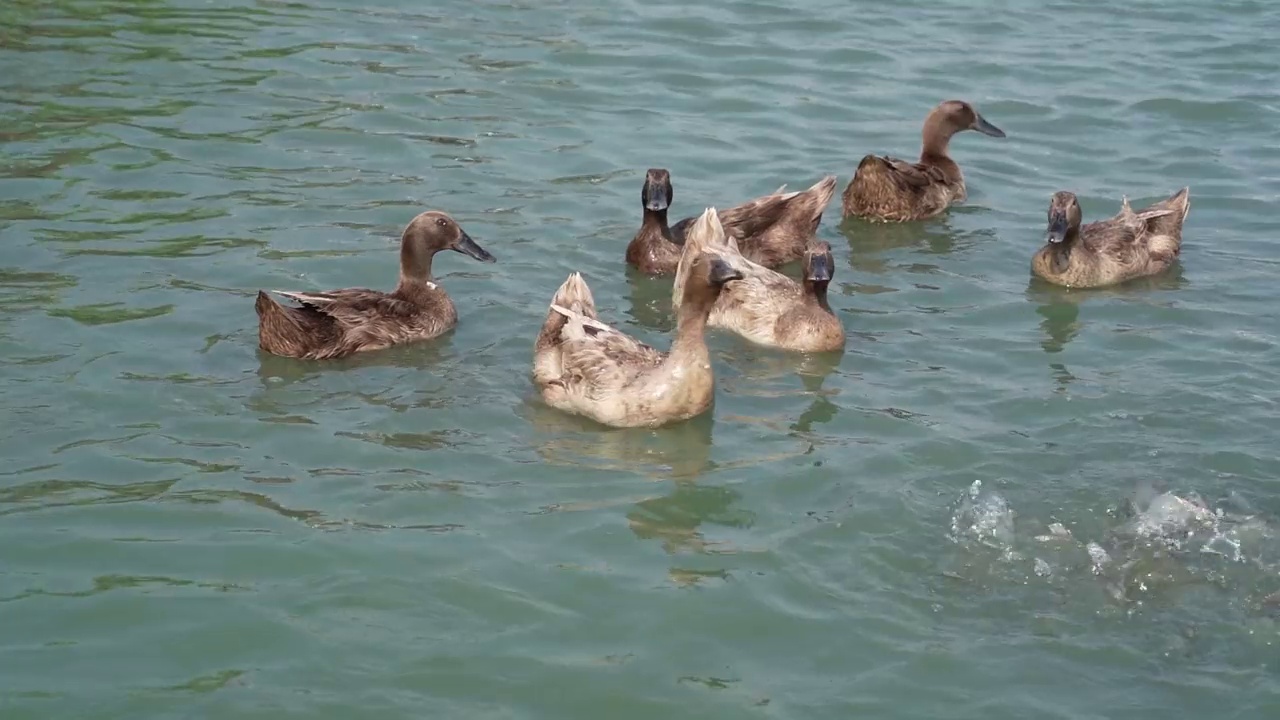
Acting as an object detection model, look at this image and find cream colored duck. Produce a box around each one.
[255,210,495,359]
[1032,188,1190,288]
[672,210,845,353]
[841,100,1005,222]
[534,208,743,428]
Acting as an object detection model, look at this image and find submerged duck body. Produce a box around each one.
[255,211,496,360]
[672,215,845,353]
[841,100,1006,223]
[536,208,744,428]
[627,168,837,276]
[1032,188,1190,288]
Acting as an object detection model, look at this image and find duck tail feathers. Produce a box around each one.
[255,290,312,356]
[687,206,739,254]
[806,174,838,207]
[549,271,596,318]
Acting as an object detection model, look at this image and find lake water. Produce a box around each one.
[2,0,1279,717]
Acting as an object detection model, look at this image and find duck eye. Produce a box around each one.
[436,218,448,227]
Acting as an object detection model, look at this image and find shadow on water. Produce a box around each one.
[1024,265,1190,355]
[720,340,844,389]
[246,335,463,425]
[519,397,715,481]
[838,213,992,273]
[791,357,844,433]
[626,479,754,562]
[623,266,676,333]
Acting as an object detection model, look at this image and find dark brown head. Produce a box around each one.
[803,241,834,286]
[922,100,1005,151]
[1045,192,1082,245]
[642,168,672,213]
[403,211,495,264]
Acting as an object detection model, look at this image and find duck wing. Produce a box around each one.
[870,155,948,191]
[1081,221,1149,265]
[550,304,666,398]
[715,190,804,239]
[272,288,419,329]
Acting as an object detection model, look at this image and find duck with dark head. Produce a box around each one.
[1032,188,1190,288]
[255,210,496,360]
[627,168,837,275]
[537,208,745,428]
[841,100,1006,223]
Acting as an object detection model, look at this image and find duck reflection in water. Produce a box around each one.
[623,266,676,334]
[520,398,715,480]
[627,479,754,560]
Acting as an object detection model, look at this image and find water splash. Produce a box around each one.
[949,480,1016,552]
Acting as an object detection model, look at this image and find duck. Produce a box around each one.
[626,168,837,275]
[534,208,744,428]
[1032,188,1190,288]
[841,100,1006,223]
[672,210,845,353]
[255,210,496,359]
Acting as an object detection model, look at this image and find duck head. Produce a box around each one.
[399,211,495,281]
[804,241,834,285]
[922,100,1005,154]
[1044,192,1082,245]
[641,168,672,212]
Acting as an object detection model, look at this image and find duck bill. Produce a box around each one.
[972,113,1006,138]
[1045,212,1069,244]
[454,230,496,263]
[806,254,833,283]
[644,182,669,212]
[707,257,744,285]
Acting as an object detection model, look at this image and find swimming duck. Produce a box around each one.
[1032,188,1190,288]
[672,211,845,353]
[534,208,744,428]
[255,210,496,359]
[626,168,837,275]
[841,100,1006,223]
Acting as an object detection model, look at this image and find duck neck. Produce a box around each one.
[669,291,714,362]
[804,279,833,313]
[1045,232,1080,274]
[398,238,438,289]
[919,114,955,163]
[641,208,676,245]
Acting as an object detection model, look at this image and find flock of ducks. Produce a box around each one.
[255,99,1193,429]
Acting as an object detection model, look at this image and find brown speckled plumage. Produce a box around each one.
[627,169,836,275]
[255,210,496,360]
[1032,188,1190,289]
[536,209,743,428]
[841,100,1006,223]
[673,211,845,353]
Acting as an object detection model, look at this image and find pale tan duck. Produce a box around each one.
[1032,188,1190,288]
[627,168,837,275]
[255,210,495,359]
[535,208,743,428]
[672,209,845,353]
[841,100,1006,223]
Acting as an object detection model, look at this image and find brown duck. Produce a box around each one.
[626,168,837,275]
[1032,188,1190,288]
[255,210,496,359]
[672,210,844,353]
[841,100,1006,223]
[535,208,744,428]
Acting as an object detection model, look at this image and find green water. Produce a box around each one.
[3,0,1280,717]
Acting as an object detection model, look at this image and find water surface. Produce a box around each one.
[2,0,1279,717]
